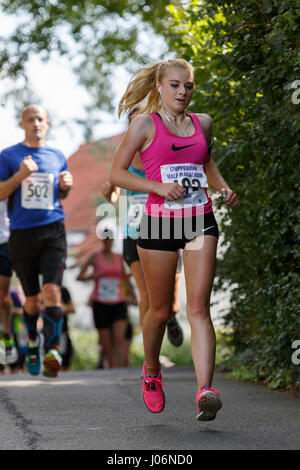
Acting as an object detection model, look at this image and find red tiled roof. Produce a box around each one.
[62,134,123,233]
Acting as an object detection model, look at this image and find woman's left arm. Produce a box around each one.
[197,113,239,208]
[206,159,239,208]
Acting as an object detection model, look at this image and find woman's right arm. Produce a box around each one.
[110,115,184,201]
[100,181,120,203]
[110,115,156,193]
[77,253,98,281]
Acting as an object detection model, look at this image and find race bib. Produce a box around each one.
[98,278,120,302]
[21,172,54,210]
[128,194,148,228]
[161,163,208,210]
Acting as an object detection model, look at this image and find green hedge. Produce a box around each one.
[168,0,300,389]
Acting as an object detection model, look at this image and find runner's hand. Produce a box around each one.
[59,171,73,191]
[221,187,239,207]
[19,156,39,178]
[101,182,120,202]
[157,182,184,201]
[125,295,138,306]
[91,269,104,280]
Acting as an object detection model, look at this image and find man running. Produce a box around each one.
[0,200,18,370]
[0,104,73,377]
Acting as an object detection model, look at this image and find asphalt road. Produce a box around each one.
[0,367,299,451]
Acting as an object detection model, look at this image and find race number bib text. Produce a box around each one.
[98,278,120,302]
[21,172,54,210]
[128,194,148,228]
[161,163,208,209]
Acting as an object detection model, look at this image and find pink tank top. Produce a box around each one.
[91,251,126,304]
[140,113,212,218]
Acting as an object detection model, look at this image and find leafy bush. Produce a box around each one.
[168,0,300,389]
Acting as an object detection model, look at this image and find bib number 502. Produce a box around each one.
[27,183,49,198]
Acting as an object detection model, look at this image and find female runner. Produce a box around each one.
[77,230,137,368]
[102,107,184,347]
[110,59,239,420]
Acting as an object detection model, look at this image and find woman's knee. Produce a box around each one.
[113,328,126,344]
[187,303,210,321]
[150,305,171,326]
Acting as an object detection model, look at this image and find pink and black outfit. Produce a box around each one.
[137,113,218,251]
[91,251,127,329]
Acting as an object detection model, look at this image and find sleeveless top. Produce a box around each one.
[124,165,147,239]
[140,113,212,218]
[91,251,126,305]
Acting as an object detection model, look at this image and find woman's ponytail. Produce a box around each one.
[118,62,161,117]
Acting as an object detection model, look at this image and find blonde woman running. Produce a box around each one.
[102,108,184,348]
[110,59,239,420]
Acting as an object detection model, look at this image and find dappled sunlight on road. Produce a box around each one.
[0,379,85,388]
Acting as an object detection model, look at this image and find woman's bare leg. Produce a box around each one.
[137,247,178,376]
[99,328,115,368]
[130,260,149,326]
[183,235,218,392]
[112,319,128,367]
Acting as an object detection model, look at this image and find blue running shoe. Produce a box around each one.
[25,338,41,376]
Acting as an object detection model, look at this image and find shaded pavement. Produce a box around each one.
[0,367,299,452]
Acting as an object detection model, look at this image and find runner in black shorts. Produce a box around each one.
[101,108,184,348]
[0,200,18,369]
[110,58,239,419]
[77,230,137,368]
[0,104,73,377]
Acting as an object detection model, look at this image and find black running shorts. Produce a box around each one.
[125,321,133,341]
[92,301,128,330]
[9,220,67,296]
[137,211,219,252]
[0,243,12,277]
[123,237,140,267]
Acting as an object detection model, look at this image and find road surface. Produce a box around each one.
[0,367,299,452]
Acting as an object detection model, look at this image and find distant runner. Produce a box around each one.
[0,104,73,377]
[77,229,137,368]
[0,200,18,370]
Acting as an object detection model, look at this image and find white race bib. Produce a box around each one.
[161,163,208,210]
[98,278,120,302]
[128,194,148,228]
[21,172,54,210]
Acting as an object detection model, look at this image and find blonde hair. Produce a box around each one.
[118,59,194,118]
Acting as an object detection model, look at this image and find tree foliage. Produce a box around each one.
[168,0,300,388]
[0,0,172,120]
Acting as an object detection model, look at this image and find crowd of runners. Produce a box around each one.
[0,57,238,421]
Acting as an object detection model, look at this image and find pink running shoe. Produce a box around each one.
[196,386,222,421]
[142,362,166,413]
